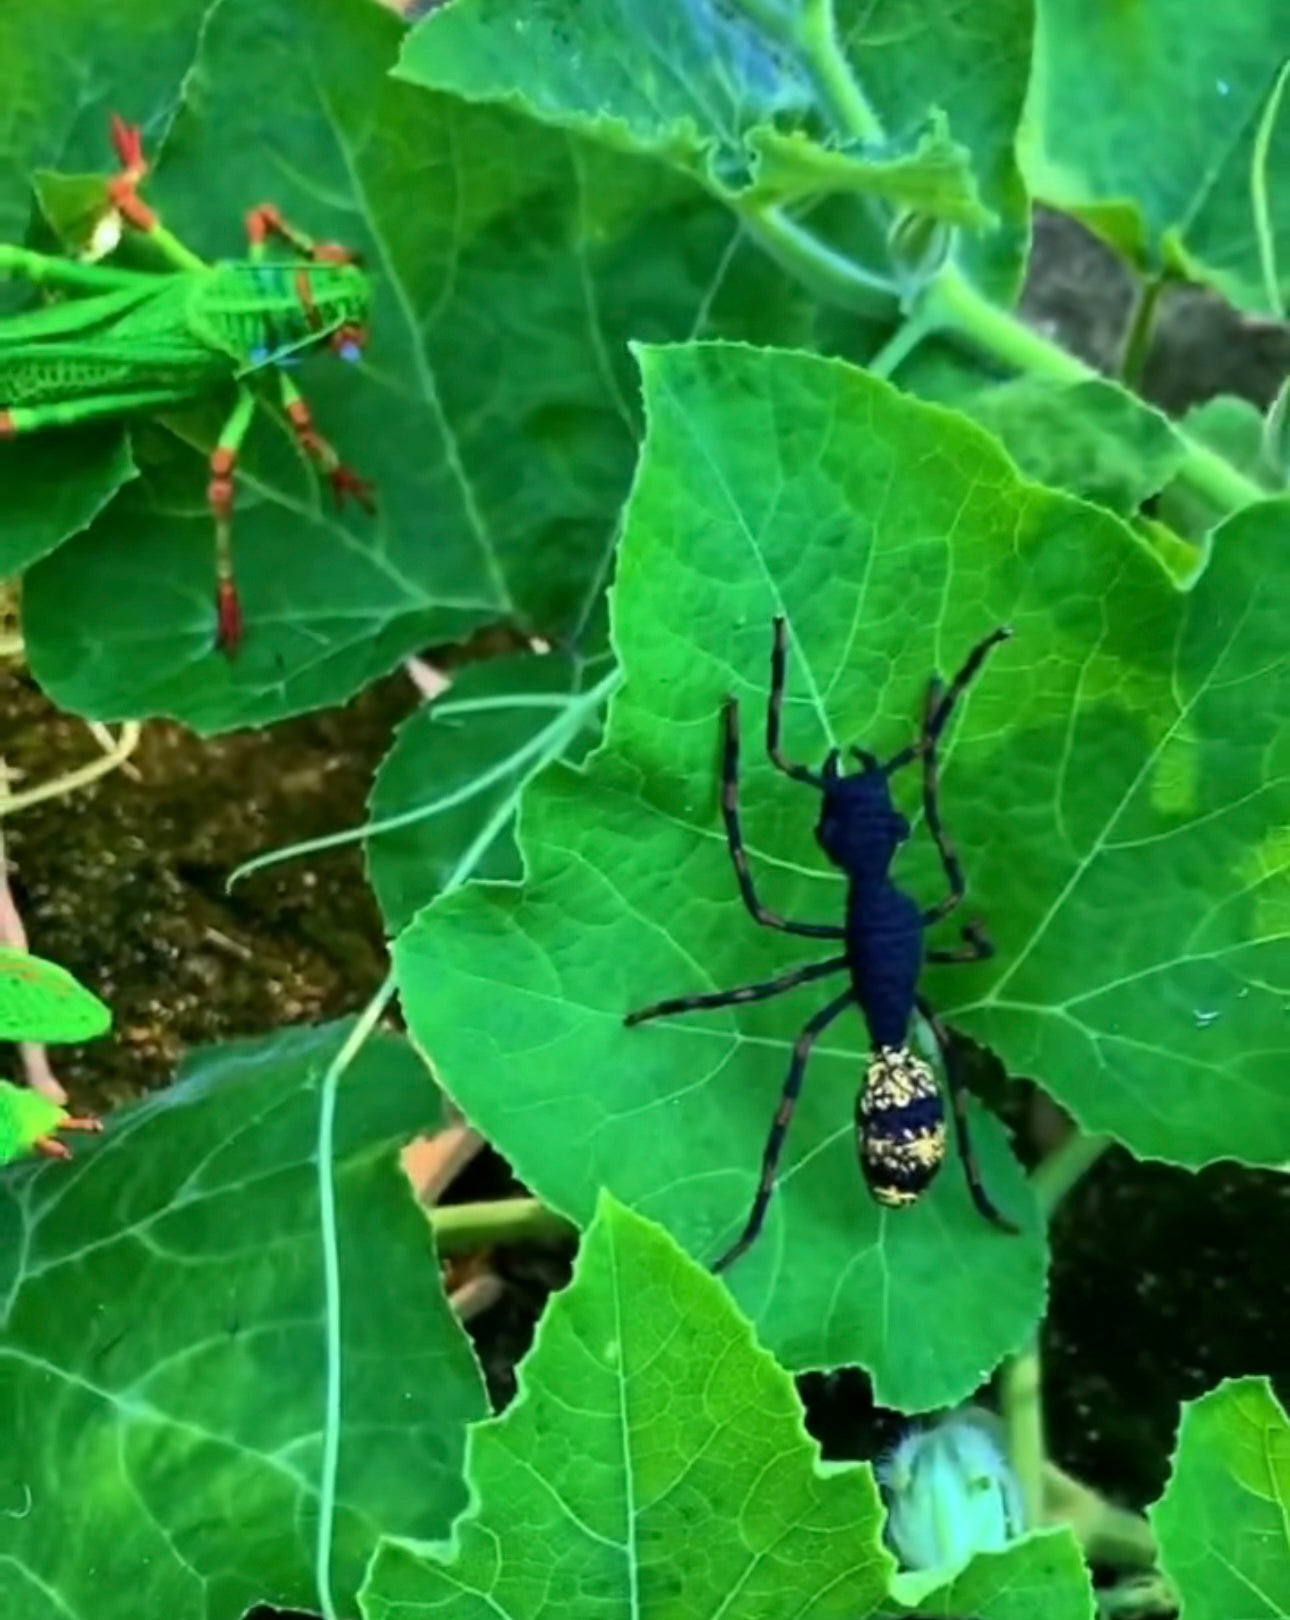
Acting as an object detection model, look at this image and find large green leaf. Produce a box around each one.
[1026,0,1290,312]
[396,341,1290,1399]
[0,1022,486,1620]
[0,433,135,578]
[1151,1378,1290,1620]
[13,0,811,731]
[362,1194,894,1620]
[398,0,1034,297]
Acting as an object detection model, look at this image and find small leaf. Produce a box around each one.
[366,651,604,933]
[1150,1378,1290,1620]
[903,1530,1095,1620]
[0,1022,487,1620]
[361,1193,895,1620]
[0,946,110,1042]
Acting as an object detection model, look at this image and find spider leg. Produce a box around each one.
[767,615,825,786]
[883,625,1013,775]
[624,955,848,1026]
[713,989,855,1273]
[926,921,995,965]
[917,673,967,926]
[721,697,845,940]
[915,995,1019,1234]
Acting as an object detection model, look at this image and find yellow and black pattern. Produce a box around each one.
[857,1046,947,1206]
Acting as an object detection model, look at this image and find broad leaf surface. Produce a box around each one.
[362,1194,894,1620]
[1151,1378,1290,1620]
[13,0,811,732]
[367,651,610,934]
[398,0,988,224]
[0,1022,486,1620]
[0,947,111,1042]
[1026,0,1290,312]
[0,433,135,578]
[397,342,1290,1397]
[399,0,1034,297]
[899,1530,1094,1620]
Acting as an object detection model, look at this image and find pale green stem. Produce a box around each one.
[738,205,901,317]
[0,723,141,817]
[431,1196,576,1254]
[1119,273,1167,392]
[314,970,398,1620]
[1032,1127,1114,1218]
[1251,58,1289,319]
[1000,1340,1045,1531]
[795,0,885,143]
[1044,1462,1157,1570]
[865,308,937,380]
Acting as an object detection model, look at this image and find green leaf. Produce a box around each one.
[0,946,111,1042]
[747,117,990,225]
[902,1530,1095,1620]
[398,0,1033,296]
[0,432,135,577]
[367,651,609,934]
[899,361,1188,519]
[0,1022,486,1620]
[13,0,812,732]
[1151,1378,1290,1620]
[362,1193,894,1620]
[1025,1,1290,312]
[397,341,1290,1398]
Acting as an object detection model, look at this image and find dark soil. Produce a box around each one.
[6,211,1288,1617]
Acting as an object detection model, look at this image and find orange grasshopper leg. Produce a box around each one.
[34,1115,103,1160]
[278,377,375,514]
[208,387,259,656]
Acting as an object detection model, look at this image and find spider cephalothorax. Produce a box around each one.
[625,615,1017,1272]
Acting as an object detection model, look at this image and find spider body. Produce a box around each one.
[625,615,1018,1271]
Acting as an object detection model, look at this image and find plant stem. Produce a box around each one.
[1032,1127,1114,1218]
[795,0,885,143]
[1119,273,1166,391]
[920,263,1266,516]
[430,1196,576,1254]
[1044,1462,1157,1569]
[1000,1340,1045,1531]
[738,205,901,318]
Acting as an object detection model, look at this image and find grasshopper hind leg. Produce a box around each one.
[208,387,259,654]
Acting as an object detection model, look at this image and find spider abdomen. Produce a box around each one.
[857,1046,947,1207]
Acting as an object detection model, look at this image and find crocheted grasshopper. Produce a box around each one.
[0,115,374,652]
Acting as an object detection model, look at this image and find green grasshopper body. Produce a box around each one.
[0,118,374,652]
